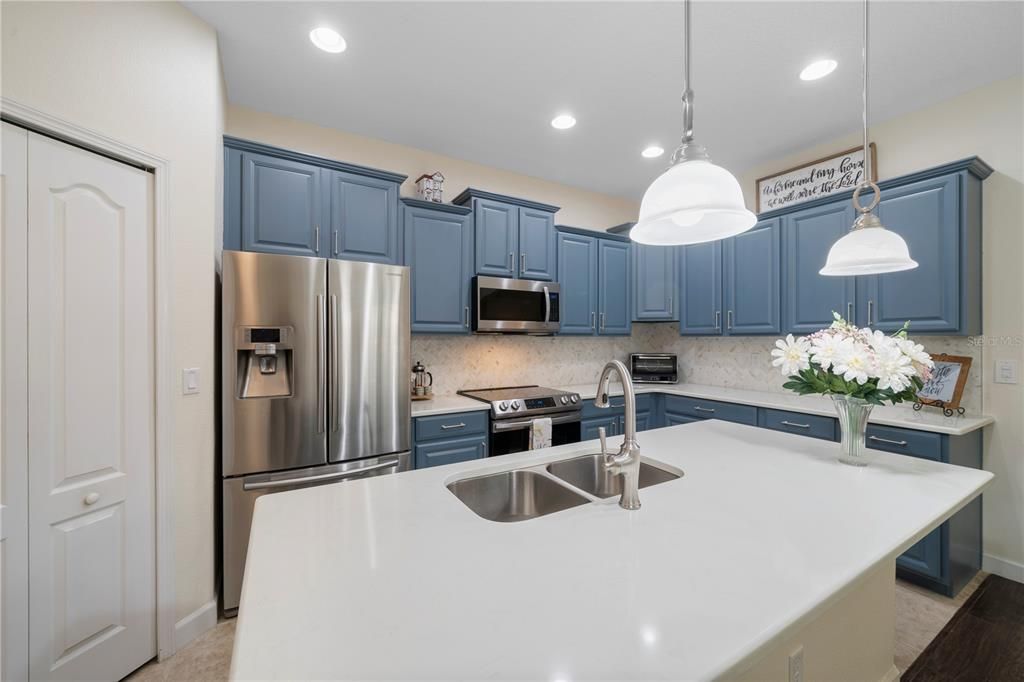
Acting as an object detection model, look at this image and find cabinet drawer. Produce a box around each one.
[865,425,943,462]
[581,393,653,420]
[665,412,701,426]
[758,408,836,441]
[415,435,487,469]
[414,411,488,442]
[663,395,757,425]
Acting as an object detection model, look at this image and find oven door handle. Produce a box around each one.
[492,412,581,433]
[543,285,551,323]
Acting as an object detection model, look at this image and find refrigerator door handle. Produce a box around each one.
[242,457,401,491]
[316,294,326,434]
[329,294,339,432]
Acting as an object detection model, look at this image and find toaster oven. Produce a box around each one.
[629,353,678,384]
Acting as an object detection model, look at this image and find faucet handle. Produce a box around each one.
[598,426,608,457]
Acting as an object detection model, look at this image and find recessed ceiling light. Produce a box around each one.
[800,59,837,81]
[641,146,665,159]
[310,26,347,54]
[550,114,576,130]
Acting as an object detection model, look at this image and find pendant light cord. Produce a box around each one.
[862,0,871,184]
[681,0,694,142]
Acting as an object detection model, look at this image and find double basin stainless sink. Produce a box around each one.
[446,452,683,522]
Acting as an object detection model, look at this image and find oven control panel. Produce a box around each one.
[493,392,580,417]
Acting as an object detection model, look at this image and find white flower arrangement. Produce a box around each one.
[772,313,934,405]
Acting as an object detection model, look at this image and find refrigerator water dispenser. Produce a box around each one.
[235,326,294,399]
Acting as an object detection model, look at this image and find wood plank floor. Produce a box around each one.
[903,575,1024,681]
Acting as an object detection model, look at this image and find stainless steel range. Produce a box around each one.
[458,385,583,456]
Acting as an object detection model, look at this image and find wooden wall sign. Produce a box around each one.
[756,143,878,213]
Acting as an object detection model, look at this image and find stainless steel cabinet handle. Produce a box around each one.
[479,442,486,456]
[329,295,339,432]
[781,420,810,429]
[714,310,721,330]
[521,253,526,273]
[543,286,551,323]
[847,301,854,322]
[314,224,321,254]
[333,229,340,255]
[441,422,466,430]
[243,458,399,491]
[464,306,470,328]
[508,252,514,271]
[668,294,673,313]
[600,312,606,331]
[868,300,874,326]
[727,310,734,330]
[316,294,326,434]
[868,435,908,446]
[694,406,715,413]
[590,311,596,330]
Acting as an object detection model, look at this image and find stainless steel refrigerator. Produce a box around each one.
[221,250,411,613]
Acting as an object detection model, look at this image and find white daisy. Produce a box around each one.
[876,346,916,392]
[809,333,852,371]
[771,334,811,375]
[833,341,875,384]
[897,337,933,369]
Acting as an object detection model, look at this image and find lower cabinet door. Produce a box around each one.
[665,412,701,426]
[582,415,619,440]
[897,527,944,580]
[635,412,651,432]
[415,435,487,469]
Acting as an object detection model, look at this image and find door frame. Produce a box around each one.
[1,97,178,662]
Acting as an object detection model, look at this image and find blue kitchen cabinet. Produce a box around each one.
[402,199,474,333]
[518,207,557,281]
[857,173,971,333]
[633,243,678,321]
[240,150,324,257]
[723,218,781,334]
[598,239,632,335]
[678,241,723,335]
[413,411,489,469]
[556,231,599,334]
[327,169,400,264]
[782,201,858,332]
[454,189,559,281]
[581,415,620,441]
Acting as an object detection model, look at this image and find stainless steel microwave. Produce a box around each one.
[473,276,560,334]
[629,353,678,384]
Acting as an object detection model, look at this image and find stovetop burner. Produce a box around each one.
[458,385,581,419]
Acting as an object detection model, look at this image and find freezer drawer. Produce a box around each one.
[221,452,411,613]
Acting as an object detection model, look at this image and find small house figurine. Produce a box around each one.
[415,172,445,203]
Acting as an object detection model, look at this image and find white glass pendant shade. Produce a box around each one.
[631,159,757,245]
[819,218,918,276]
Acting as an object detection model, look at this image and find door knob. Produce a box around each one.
[84,492,100,506]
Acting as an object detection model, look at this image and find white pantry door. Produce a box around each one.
[26,132,156,681]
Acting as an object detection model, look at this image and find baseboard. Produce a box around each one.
[174,598,218,651]
[983,553,1024,583]
[881,663,901,682]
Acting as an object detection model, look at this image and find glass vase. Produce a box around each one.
[831,395,874,467]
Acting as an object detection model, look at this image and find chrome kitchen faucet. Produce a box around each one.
[595,360,642,510]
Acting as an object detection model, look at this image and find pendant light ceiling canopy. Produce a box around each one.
[630,1,756,246]
[820,0,918,276]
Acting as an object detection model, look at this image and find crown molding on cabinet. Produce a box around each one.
[223,135,408,184]
[400,197,472,215]
[451,187,560,213]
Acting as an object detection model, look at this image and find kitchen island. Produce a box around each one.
[230,420,992,680]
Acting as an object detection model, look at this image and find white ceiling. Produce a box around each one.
[187,1,1023,200]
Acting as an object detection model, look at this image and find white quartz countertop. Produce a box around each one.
[230,421,992,680]
[555,382,993,436]
[410,394,489,417]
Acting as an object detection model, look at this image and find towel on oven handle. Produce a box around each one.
[529,417,552,450]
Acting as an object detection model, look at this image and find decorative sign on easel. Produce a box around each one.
[755,143,877,213]
[914,353,972,417]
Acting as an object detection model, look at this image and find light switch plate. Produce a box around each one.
[995,359,1018,384]
[183,367,200,395]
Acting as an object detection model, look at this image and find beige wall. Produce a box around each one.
[2,0,224,626]
[227,105,640,229]
[737,77,1024,577]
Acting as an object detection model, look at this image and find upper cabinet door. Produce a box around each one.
[598,240,632,335]
[241,152,322,257]
[328,170,400,265]
[474,198,518,277]
[517,207,556,281]
[633,243,678,321]
[556,231,598,335]
[782,201,857,332]
[679,241,723,335]
[404,205,473,334]
[859,174,961,332]
[724,218,782,335]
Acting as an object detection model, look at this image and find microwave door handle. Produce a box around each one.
[543,286,551,323]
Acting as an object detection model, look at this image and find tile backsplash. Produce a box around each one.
[412,328,983,413]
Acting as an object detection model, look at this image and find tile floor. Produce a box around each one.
[127,575,986,681]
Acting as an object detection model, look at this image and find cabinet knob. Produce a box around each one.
[84,492,100,506]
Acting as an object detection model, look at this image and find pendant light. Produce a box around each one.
[820,0,917,276]
[631,0,756,246]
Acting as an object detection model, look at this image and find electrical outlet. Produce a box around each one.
[183,368,200,395]
[995,360,1018,385]
[789,645,804,682]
